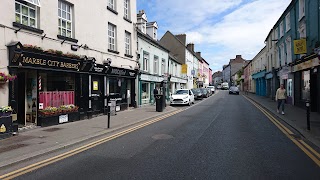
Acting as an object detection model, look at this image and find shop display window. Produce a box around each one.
[301,70,310,100]
[39,72,75,109]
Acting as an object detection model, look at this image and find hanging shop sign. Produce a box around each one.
[181,64,187,74]
[294,39,307,54]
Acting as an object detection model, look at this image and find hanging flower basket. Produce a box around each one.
[0,106,13,117]
[0,73,17,84]
[23,44,44,52]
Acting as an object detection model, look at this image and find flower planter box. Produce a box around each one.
[38,112,79,127]
[0,116,13,139]
[68,112,80,122]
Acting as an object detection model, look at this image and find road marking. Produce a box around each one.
[0,110,183,180]
[243,95,320,167]
[183,90,219,111]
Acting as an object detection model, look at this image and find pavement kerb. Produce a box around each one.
[244,95,320,149]
[0,106,179,170]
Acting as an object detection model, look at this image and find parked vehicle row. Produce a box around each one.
[170,87,214,106]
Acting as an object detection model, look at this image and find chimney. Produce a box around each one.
[196,52,201,57]
[187,43,194,52]
[236,55,242,59]
[175,34,186,45]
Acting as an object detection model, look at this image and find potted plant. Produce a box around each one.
[0,106,13,117]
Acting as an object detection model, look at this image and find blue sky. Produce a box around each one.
[136,0,291,72]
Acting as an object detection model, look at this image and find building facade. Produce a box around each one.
[0,0,138,127]
[251,47,267,96]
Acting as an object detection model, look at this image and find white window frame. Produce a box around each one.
[170,61,173,75]
[108,0,116,10]
[285,12,291,32]
[23,0,40,7]
[174,64,177,77]
[58,1,72,38]
[154,56,159,74]
[286,37,292,64]
[161,59,165,75]
[125,31,131,55]
[124,0,130,20]
[15,1,37,28]
[275,27,278,40]
[143,52,149,72]
[280,43,285,66]
[299,0,305,20]
[280,21,284,38]
[108,23,117,51]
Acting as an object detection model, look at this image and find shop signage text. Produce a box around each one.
[21,56,80,70]
[106,67,136,77]
[293,58,320,72]
[140,74,164,82]
[170,77,187,83]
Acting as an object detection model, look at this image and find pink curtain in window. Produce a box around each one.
[39,91,75,109]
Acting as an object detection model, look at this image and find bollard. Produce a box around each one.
[306,100,310,131]
[107,106,110,128]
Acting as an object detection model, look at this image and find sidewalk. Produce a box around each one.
[245,93,320,148]
[0,105,177,169]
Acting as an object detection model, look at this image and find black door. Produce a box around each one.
[310,72,318,112]
[91,75,104,115]
[17,72,25,125]
[130,79,136,107]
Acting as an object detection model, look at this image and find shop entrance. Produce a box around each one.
[91,75,104,115]
[310,71,318,112]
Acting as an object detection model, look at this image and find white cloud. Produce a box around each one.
[138,0,291,72]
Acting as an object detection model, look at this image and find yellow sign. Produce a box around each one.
[93,81,98,91]
[0,124,6,133]
[294,39,307,54]
[181,64,187,74]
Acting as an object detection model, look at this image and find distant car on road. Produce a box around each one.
[191,88,203,100]
[221,82,229,90]
[229,86,240,95]
[170,89,195,106]
[207,86,215,94]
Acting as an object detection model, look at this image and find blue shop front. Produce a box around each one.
[252,70,266,96]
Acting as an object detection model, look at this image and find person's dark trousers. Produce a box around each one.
[277,99,285,111]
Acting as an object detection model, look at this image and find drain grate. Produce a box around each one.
[0,144,28,153]
[42,128,62,132]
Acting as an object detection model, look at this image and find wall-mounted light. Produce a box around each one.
[71,44,79,51]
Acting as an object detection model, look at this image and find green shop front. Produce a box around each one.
[139,73,166,106]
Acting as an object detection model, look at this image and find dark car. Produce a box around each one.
[191,88,203,100]
[200,88,210,98]
[229,86,240,95]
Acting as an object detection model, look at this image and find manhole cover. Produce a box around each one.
[152,134,174,140]
[43,128,62,132]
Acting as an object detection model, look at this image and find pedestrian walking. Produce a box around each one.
[275,84,287,115]
[152,87,158,105]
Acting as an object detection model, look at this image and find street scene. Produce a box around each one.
[1,0,320,179]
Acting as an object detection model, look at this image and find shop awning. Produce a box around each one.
[252,70,266,79]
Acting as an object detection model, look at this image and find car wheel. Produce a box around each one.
[188,100,191,106]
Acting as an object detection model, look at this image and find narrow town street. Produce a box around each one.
[8,90,320,180]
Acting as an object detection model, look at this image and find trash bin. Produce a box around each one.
[109,100,117,116]
[155,94,164,112]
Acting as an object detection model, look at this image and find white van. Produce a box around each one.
[221,82,229,90]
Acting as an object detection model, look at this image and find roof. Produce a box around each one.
[137,28,169,52]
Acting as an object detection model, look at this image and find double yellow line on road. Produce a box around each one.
[244,95,320,167]
[0,110,183,180]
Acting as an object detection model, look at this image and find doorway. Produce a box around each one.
[310,71,318,112]
[91,75,104,115]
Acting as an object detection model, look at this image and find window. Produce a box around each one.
[161,59,165,75]
[143,52,149,71]
[15,1,37,28]
[154,56,159,74]
[280,21,284,38]
[24,0,41,6]
[285,13,290,32]
[286,37,292,64]
[125,31,131,55]
[280,43,285,66]
[299,0,305,20]
[58,1,72,38]
[275,27,278,40]
[124,0,130,20]
[175,64,177,76]
[141,82,150,101]
[108,23,117,51]
[170,62,173,75]
[108,0,116,10]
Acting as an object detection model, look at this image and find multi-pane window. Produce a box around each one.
[125,31,131,55]
[161,59,165,75]
[108,0,116,10]
[170,62,173,75]
[286,37,292,64]
[285,13,290,32]
[143,52,149,71]
[108,23,117,50]
[58,1,72,38]
[15,1,37,28]
[124,0,130,19]
[174,64,177,76]
[154,56,159,74]
[280,21,284,38]
[299,0,305,20]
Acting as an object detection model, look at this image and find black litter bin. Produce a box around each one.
[155,94,164,112]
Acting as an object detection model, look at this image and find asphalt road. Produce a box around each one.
[15,90,320,179]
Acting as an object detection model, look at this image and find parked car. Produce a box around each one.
[217,85,222,89]
[191,88,203,100]
[170,89,195,106]
[207,86,215,94]
[200,88,210,98]
[206,88,212,96]
[229,86,240,95]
